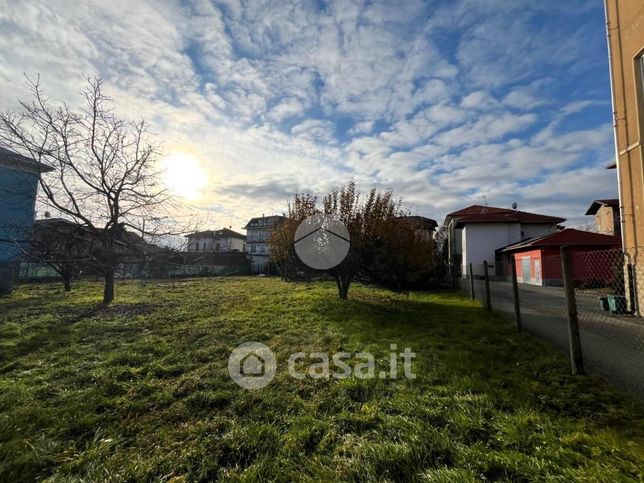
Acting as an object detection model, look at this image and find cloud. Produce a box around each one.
[0,0,614,232]
[461,91,498,111]
[291,119,336,143]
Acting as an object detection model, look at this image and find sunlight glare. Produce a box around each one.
[162,152,208,200]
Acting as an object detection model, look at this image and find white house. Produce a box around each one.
[244,214,285,273]
[443,205,565,278]
[185,228,246,252]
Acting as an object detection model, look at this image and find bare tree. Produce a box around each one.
[0,75,182,303]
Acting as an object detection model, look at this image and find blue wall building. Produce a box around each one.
[0,147,53,294]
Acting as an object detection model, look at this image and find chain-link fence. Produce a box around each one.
[458,248,644,400]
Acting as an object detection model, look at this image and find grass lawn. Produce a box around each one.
[0,277,643,481]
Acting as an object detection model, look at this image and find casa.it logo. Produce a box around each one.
[293,213,350,270]
[228,342,417,390]
[227,342,277,390]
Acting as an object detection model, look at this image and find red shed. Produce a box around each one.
[497,229,621,286]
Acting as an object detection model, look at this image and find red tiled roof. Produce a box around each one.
[499,228,621,253]
[447,204,565,226]
[446,205,510,217]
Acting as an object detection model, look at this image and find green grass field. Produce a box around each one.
[0,278,643,481]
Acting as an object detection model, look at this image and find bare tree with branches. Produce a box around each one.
[0,75,185,303]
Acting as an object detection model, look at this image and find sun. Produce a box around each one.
[161,152,208,200]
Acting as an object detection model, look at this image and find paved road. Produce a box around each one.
[467,279,644,400]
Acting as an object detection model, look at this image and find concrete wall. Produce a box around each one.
[606,0,644,312]
[594,205,620,236]
[187,235,244,252]
[461,223,560,277]
[461,223,521,277]
[521,223,558,240]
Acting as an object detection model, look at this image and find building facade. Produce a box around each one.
[0,147,52,294]
[244,215,285,273]
[444,205,565,278]
[498,229,622,287]
[585,199,621,236]
[398,216,438,242]
[185,228,246,252]
[604,0,644,313]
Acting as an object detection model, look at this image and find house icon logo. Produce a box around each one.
[294,213,350,270]
[241,352,265,376]
[228,342,276,390]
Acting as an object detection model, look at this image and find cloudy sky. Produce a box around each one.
[0,0,617,231]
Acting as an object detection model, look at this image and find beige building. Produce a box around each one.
[604,0,644,313]
[585,199,621,236]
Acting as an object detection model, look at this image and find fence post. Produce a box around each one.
[560,246,584,375]
[510,255,523,331]
[483,260,492,311]
[469,262,475,300]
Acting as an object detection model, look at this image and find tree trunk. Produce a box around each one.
[62,267,72,292]
[103,267,115,304]
[336,276,351,300]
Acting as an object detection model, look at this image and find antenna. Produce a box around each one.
[479,195,488,214]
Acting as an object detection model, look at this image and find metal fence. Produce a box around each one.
[457,247,644,400]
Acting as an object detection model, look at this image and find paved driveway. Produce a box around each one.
[468,279,644,400]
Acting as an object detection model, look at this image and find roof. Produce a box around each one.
[446,205,512,217]
[585,199,619,216]
[499,228,621,253]
[32,218,160,250]
[446,204,565,227]
[0,146,54,174]
[185,228,246,240]
[244,215,286,229]
[398,215,438,229]
[33,218,80,228]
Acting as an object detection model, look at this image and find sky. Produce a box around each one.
[0,0,618,232]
